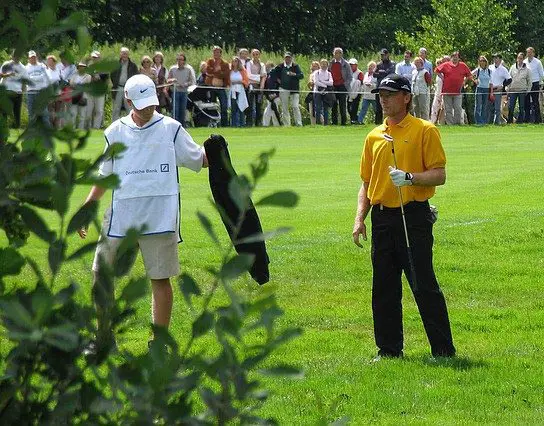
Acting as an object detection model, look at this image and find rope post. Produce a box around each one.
[172,84,176,121]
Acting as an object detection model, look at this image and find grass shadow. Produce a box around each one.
[420,355,487,370]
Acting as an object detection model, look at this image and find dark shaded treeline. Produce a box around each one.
[1,0,541,56]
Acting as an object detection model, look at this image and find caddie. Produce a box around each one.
[78,74,208,347]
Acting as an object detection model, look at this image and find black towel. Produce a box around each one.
[203,135,270,285]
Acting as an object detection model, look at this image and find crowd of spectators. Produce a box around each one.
[1,45,544,129]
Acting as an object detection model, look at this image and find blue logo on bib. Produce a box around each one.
[160,163,169,172]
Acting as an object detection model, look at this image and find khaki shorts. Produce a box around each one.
[92,208,180,280]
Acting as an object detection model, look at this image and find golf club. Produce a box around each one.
[383,133,418,292]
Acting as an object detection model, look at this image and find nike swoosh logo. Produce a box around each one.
[139,88,148,93]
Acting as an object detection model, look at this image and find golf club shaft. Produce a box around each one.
[389,137,418,291]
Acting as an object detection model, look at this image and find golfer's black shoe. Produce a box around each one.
[431,350,456,358]
[371,350,404,363]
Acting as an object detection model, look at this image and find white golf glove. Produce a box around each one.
[389,166,413,186]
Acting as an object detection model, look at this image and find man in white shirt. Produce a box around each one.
[0,50,26,128]
[395,51,416,81]
[246,49,267,126]
[167,52,196,127]
[489,53,511,125]
[25,50,50,125]
[523,46,543,123]
[78,74,208,349]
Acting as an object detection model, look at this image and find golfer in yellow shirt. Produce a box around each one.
[353,73,455,360]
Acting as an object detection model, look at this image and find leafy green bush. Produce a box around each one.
[0,4,302,424]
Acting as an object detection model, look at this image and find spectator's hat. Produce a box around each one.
[77,61,87,67]
[379,48,389,55]
[371,73,411,93]
[28,50,37,58]
[91,50,101,58]
[284,51,292,58]
[492,52,502,59]
[348,58,358,65]
[124,74,159,109]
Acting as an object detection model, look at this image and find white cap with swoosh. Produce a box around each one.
[124,74,159,110]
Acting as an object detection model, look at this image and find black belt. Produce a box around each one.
[373,200,429,211]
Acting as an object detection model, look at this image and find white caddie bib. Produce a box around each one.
[104,114,181,238]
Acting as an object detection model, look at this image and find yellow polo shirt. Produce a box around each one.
[360,114,446,207]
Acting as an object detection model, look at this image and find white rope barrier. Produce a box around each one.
[109,81,543,97]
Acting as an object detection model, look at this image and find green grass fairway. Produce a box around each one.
[2,124,544,424]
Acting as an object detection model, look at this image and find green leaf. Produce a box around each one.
[250,148,275,183]
[34,1,58,30]
[216,312,242,340]
[56,282,77,305]
[18,205,55,243]
[258,365,304,379]
[79,81,108,97]
[242,352,270,370]
[192,311,214,338]
[76,174,120,189]
[25,257,45,285]
[113,228,141,277]
[220,253,255,281]
[12,183,53,202]
[31,284,53,324]
[255,191,299,208]
[76,26,92,51]
[104,142,127,158]
[0,299,34,330]
[178,273,201,309]
[271,327,303,348]
[86,59,120,74]
[196,211,220,246]
[52,184,69,216]
[0,247,25,277]
[228,175,252,212]
[119,277,148,305]
[43,323,79,351]
[50,389,80,420]
[66,241,98,261]
[235,227,292,244]
[67,201,98,234]
[48,239,66,276]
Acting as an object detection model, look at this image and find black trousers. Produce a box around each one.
[331,84,348,125]
[246,88,263,126]
[7,91,23,128]
[348,94,361,122]
[370,201,455,357]
[524,82,541,123]
[375,94,383,124]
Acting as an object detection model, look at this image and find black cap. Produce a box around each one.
[379,48,389,55]
[371,73,411,94]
